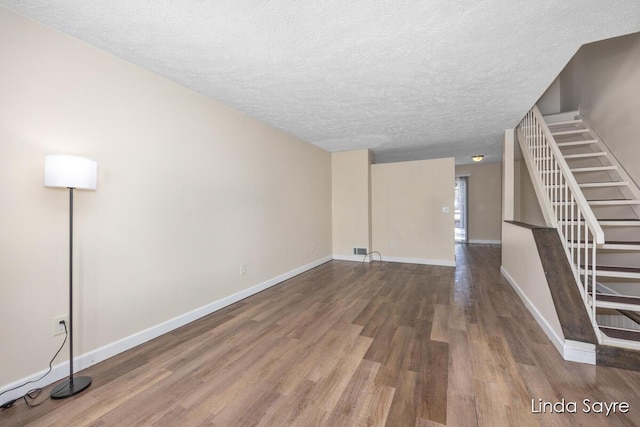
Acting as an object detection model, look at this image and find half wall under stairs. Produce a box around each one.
[502,220,640,370]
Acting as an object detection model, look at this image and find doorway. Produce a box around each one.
[455,176,468,243]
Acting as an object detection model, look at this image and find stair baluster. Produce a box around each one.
[517,106,605,342]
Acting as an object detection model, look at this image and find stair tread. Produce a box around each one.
[563,218,640,222]
[557,140,598,147]
[543,110,579,118]
[564,152,607,159]
[552,199,640,205]
[600,327,640,342]
[569,241,640,250]
[546,183,629,188]
[561,219,640,226]
[595,265,640,273]
[547,119,583,126]
[571,240,640,245]
[587,199,637,201]
[597,293,640,303]
[551,129,591,136]
[579,182,629,187]
[582,265,640,279]
[589,199,640,205]
[570,166,617,172]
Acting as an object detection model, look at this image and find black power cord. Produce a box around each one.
[363,251,382,264]
[0,321,69,409]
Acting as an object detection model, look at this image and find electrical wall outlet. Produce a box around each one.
[53,314,69,336]
[240,264,247,276]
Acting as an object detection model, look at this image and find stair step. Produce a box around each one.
[543,110,580,122]
[539,166,617,174]
[569,241,640,251]
[589,199,640,206]
[588,266,640,279]
[539,152,608,161]
[600,242,640,250]
[599,337,640,354]
[545,181,628,189]
[557,139,598,147]
[579,181,629,188]
[599,327,640,343]
[561,219,640,226]
[571,166,617,173]
[563,152,608,159]
[569,241,640,250]
[600,219,640,226]
[594,293,640,310]
[547,119,583,127]
[551,199,640,206]
[551,129,591,136]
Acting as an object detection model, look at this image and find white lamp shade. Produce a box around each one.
[44,155,98,190]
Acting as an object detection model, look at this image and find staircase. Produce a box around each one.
[517,106,640,357]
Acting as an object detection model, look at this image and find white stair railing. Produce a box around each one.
[516,105,605,340]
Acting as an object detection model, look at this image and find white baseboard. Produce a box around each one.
[0,256,333,402]
[333,254,454,267]
[380,256,456,267]
[468,239,501,245]
[332,254,370,263]
[564,340,596,365]
[500,266,595,365]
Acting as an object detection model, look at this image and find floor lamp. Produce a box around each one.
[44,154,97,399]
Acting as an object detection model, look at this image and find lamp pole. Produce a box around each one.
[50,185,92,399]
[45,154,97,399]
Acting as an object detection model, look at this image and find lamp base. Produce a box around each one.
[50,376,92,399]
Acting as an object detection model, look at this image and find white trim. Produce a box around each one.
[564,340,596,365]
[0,256,333,401]
[500,266,596,365]
[333,254,455,267]
[381,256,456,267]
[332,254,370,263]
[468,239,502,245]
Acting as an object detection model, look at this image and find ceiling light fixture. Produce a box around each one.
[471,155,484,162]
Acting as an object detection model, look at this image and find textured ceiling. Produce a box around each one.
[2,1,640,164]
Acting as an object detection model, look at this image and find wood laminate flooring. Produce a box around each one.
[2,244,640,426]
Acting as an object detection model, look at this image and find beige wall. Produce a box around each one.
[371,158,455,265]
[514,160,547,227]
[0,8,331,388]
[501,222,564,353]
[560,31,640,185]
[455,162,502,243]
[331,150,372,258]
[537,76,562,116]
